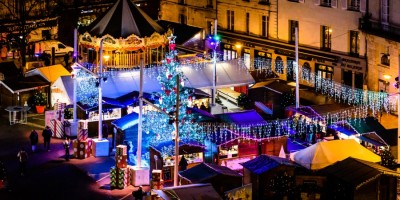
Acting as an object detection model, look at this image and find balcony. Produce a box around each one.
[359,18,400,43]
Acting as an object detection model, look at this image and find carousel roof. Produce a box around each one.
[85,0,165,38]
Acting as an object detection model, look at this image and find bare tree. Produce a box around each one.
[0,0,51,73]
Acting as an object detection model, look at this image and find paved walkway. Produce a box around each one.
[0,110,147,200]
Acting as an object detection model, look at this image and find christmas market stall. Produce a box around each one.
[153,184,222,200]
[178,162,242,197]
[150,140,206,183]
[241,155,304,200]
[78,0,168,71]
[291,139,381,170]
[206,110,288,171]
[319,157,400,200]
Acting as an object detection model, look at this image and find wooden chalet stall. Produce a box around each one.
[150,140,205,183]
[209,110,288,172]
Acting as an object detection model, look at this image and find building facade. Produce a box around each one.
[159,0,217,36]
[360,0,400,94]
[218,0,367,89]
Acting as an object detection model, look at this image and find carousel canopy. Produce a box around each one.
[292,139,381,170]
[85,0,165,38]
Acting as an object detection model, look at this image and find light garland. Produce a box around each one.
[76,69,99,106]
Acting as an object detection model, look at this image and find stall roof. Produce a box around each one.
[112,112,139,131]
[179,163,242,183]
[0,75,49,93]
[215,110,266,125]
[319,157,400,190]
[153,184,222,200]
[293,139,381,170]
[346,117,386,134]
[84,0,165,38]
[25,64,70,84]
[54,62,253,99]
[241,155,302,175]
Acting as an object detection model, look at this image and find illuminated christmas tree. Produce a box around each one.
[143,35,204,147]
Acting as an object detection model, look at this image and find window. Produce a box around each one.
[223,44,237,61]
[179,14,187,25]
[320,0,331,6]
[261,15,268,37]
[246,13,250,34]
[302,62,311,81]
[287,59,295,81]
[275,56,284,74]
[259,0,269,4]
[227,10,234,31]
[178,0,185,5]
[289,20,298,43]
[348,0,360,10]
[207,0,213,7]
[349,31,359,56]
[316,64,333,80]
[321,26,332,50]
[381,54,390,66]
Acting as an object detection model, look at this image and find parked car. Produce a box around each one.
[33,40,73,57]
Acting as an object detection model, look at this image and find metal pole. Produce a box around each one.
[295,27,299,108]
[72,29,78,123]
[137,58,144,167]
[397,55,400,163]
[174,75,180,187]
[212,19,217,106]
[98,39,103,141]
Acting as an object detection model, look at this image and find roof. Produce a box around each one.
[179,163,242,183]
[319,157,400,190]
[0,75,49,93]
[0,61,20,80]
[293,139,381,170]
[153,183,222,200]
[54,62,253,99]
[112,111,139,131]
[157,20,202,44]
[346,117,386,134]
[85,0,165,38]
[25,64,70,84]
[241,155,301,175]
[215,110,266,125]
[250,79,292,93]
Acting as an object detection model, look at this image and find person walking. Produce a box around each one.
[132,186,146,200]
[29,130,39,152]
[63,52,70,67]
[63,138,70,161]
[42,126,52,151]
[17,149,28,176]
[179,155,188,171]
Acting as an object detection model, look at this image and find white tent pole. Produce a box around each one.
[73,29,78,122]
[137,58,144,167]
[212,19,217,106]
[98,39,104,141]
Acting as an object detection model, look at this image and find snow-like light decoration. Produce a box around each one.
[141,35,205,149]
[200,105,369,144]
[75,69,99,106]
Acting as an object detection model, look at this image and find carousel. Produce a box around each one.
[77,0,169,72]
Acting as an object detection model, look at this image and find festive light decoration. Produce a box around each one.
[75,69,99,106]
[141,35,205,154]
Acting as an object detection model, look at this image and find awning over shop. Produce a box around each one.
[0,75,49,93]
[25,64,70,84]
[319,157,400,190]
[292,139,381,170]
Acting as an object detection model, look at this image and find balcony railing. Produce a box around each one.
[359,18,400,42]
